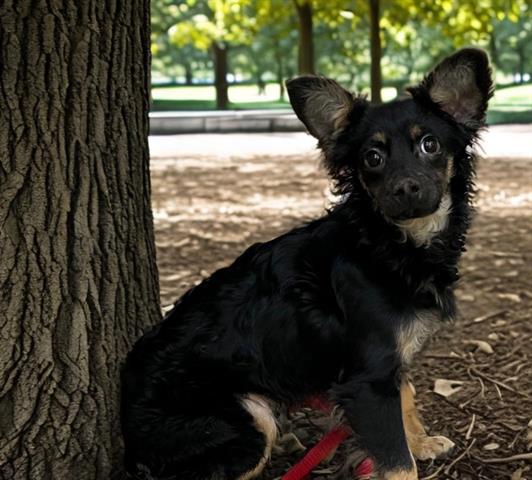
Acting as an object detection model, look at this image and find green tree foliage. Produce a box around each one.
[490,5,532,82]
[151,0,532,110]
[163,0,256,108]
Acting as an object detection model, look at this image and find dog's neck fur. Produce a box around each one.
[396,194,452,247]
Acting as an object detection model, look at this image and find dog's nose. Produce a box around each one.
[393,179,421,198]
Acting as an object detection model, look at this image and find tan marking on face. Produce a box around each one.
[446,156,455,183]
[410,125,422,139]
[237,394,278,480]
[371,131,387,144]
[358,170,372,195]
[401,381,455,461]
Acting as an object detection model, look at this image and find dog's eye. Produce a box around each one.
[364,150,384,169]
[420,135,440,155]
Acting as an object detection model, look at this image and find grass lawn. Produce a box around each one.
[151,82,532,124]
[151,83,289,111]
[151,83,398,111]
[487,83,532,124]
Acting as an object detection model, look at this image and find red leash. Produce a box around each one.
[282,397,374,479]
[281,426,351,480]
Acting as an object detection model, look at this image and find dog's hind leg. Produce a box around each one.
[401,381,455,461]
[122,388,277,480]
[235,394,278,480]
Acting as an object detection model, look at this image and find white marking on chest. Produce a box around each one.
[396,310,442,365]
[397,194,452,246]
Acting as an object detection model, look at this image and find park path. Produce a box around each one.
[148,125,532,479]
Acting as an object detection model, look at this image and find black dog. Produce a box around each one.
[121,48,492,480]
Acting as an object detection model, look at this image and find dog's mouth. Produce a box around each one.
[385,198,443,222]
[392,203,441,221]
[395,194,452,225]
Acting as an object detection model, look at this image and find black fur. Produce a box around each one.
[121,49,493,479]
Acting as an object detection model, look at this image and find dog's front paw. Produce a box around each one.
[382,466,418,480]
[411,435,455,460]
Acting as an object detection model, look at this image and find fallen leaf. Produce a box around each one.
[459,294,475,302]
[497,293,521,303]
[434,379,464,398]
[483,442,500,451]
[463,340,494,354]
[511,468,524,480]
[471,309,507,324]
[503,270,519,277]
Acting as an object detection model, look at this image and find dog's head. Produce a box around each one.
[287,48,493,224]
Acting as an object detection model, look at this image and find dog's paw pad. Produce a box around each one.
[413,435,455,460]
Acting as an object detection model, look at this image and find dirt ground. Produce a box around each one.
[150,139,532,480]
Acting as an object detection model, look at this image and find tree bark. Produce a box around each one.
[369,0,383,104]
[212,41,229,109]
[0,1,161,479]
[294,0,314,74]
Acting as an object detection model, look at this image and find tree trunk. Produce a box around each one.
[489,31,499,68]
[369,0,383,104]
[294,0,314,74]
[212,42,229,110]
[275,49,285,101]
[184,64,194,85]
[0,1,161,479]
[517,46,525,84]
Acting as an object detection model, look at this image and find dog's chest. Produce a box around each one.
[395,309,443,365]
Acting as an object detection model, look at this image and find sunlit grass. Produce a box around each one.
[151,82,532,124]
[491,83,532,108]
[151,83,397,110]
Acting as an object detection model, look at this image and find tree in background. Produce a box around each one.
[152,0,211,85]
[150,0,531,109]
[369,0,382,102]
[250,0,299,98]
[294,0,315,73]
[0,1,160,478]
[152,39,211,85]
[490,7,532,83]
[168,0,255,109]
[361,0,528,103]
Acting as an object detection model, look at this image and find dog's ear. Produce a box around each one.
[413,48,493,129]
[286,76,358,144]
